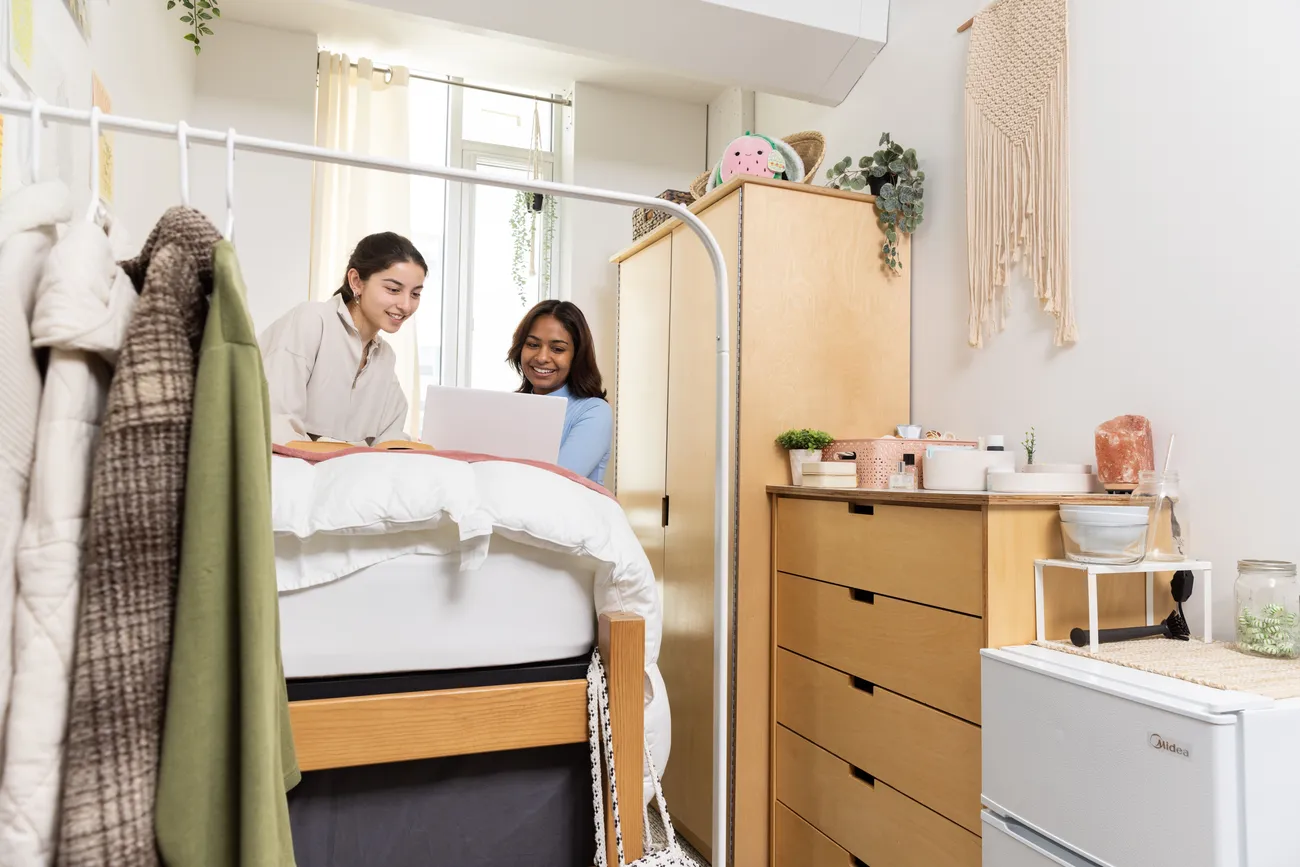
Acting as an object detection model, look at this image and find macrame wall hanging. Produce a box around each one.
[964,0,1075,348]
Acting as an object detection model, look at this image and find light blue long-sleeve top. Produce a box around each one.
[553,383,612,486]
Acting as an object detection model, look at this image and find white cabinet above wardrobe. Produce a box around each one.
[611,176,911,866]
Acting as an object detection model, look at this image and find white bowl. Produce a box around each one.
[1023,463,1093,475]
[1059,505,1149,524]
[988,472,1103,494]
[923,450,1015,491]
[1061,519,1148,565]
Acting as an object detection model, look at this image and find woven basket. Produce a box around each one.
[632,189,694,240]
[690,130,826,200]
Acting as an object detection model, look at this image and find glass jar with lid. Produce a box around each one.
[1235,560,1300,658]
[1129,470,1190,561]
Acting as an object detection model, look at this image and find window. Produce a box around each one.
[407,77,560,410]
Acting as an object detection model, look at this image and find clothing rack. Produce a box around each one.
[0,96,733,866]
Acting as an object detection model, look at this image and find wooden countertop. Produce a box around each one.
[767,485,1130,508]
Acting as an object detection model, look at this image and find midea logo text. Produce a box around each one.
[1148,733,1190,759]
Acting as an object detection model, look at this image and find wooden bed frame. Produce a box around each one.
[288,611,647,864]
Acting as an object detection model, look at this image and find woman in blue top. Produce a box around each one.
[507,300,612,485]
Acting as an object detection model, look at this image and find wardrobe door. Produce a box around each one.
[614,235,672,582]
[660,193,740,859]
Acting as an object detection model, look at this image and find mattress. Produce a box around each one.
[279,539,598,679]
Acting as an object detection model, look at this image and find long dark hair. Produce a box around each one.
[333,232,428,303]
[508,300,606,400]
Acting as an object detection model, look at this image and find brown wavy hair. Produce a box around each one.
[508,300,607,400]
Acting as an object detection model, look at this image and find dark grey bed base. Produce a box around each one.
[286,656,596,867]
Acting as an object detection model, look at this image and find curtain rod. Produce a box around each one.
[0,93,730,867]
[333,59,572,107]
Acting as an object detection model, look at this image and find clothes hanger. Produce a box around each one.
[177,119,191,206]
[28,98,42,184]
[224,127,236,241]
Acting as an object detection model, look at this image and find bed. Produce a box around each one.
[271,449,667,866]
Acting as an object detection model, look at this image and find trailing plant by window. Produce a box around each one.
[510,191,557,302]
[167,0,220,54]
[824,132,925,274]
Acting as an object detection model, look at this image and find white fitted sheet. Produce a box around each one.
[278,538,598,679]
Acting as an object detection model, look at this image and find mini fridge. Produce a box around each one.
[981,645,1300,867]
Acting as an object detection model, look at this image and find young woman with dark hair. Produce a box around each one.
[260,232,427,445]
[507,299,612,485]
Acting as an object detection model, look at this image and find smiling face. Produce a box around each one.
[520,314,574,395]
[720,134,785,182]
[348,260,425,337]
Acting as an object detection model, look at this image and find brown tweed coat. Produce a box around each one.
[57,208,221,867]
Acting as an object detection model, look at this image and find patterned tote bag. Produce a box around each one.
[587,650,691,866]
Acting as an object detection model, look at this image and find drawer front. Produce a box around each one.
[774,802,855,867]
[776,648,981,834]
[775,497,984,615]
[777,571,983,722]
[776,725,981,867]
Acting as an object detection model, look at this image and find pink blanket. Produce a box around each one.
[271,444,615,501]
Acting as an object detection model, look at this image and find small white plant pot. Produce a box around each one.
[788,448,821,485]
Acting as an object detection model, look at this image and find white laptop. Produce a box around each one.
[421,385,567,463]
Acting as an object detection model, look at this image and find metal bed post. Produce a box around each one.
[0,96,734,867]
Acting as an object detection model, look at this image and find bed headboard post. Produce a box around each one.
[598,612,646,863]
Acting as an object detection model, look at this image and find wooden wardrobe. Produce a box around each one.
[611,177,910,865]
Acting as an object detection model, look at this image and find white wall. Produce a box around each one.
[0,0,197,245]
[756,0,1300,638]
[561,81,707,387]
[705,86,754,167]
[188,19,318,330]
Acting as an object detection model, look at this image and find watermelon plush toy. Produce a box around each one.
[707,132,805,194]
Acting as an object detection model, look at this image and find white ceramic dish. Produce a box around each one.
[987,472,1103,494]
[923,450,1015,491]
[1022,463,1093,475]
[1060,519,1148,565]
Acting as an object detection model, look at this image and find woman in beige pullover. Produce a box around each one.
[259,232,426,445]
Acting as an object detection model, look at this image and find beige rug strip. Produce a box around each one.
[1033,638,1300,700]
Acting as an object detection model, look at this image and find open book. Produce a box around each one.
[283,439,434,453]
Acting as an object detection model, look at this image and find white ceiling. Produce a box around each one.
[221,0,726,103]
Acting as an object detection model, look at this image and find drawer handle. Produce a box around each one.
[851,676,874,694]
[850,765,875,787]
[851,588,875,604]
[852,860,868,867]
[848,503,874,516]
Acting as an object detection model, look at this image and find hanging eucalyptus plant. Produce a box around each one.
[168,0,220,54]
[510,191,557,303]
[824,132,925,274]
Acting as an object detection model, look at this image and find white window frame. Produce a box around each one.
[439,81,563,388]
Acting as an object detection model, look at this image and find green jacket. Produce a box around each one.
[156,241,300,866]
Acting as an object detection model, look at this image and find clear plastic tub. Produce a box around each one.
[1060,516,1148,565]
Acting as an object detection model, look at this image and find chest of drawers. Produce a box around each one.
[768,489,1156,867]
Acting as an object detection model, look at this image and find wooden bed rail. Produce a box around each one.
[288,611,646,862]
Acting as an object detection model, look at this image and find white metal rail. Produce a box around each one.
[0,96,733,866]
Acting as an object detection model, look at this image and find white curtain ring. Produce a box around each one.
[224,127,236,240]
[28,98,43,183]
[177,120,191,206]
[85,106,102,223]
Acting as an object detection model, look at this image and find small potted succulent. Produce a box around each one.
[776,429,835,485]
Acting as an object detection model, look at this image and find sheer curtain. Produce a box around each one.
[310,52,421,436]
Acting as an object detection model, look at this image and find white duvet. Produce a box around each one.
[270,452,668,801]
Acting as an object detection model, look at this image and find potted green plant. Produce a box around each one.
[168,0,220,53]
[509,191,557,302]
[776,429,834,485]
[824,133,925,274]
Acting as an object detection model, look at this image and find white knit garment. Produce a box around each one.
[965,0,1075,347]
